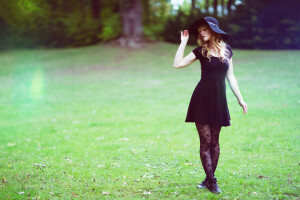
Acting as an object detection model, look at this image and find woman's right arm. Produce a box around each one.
[173,30,197,69]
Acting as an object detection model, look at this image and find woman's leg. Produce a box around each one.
[210,125,222,174]
[195,123,214,180]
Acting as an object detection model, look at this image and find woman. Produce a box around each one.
[173,16,247,194]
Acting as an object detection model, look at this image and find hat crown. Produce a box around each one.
[204,16,219,27]
[187,16,230,41]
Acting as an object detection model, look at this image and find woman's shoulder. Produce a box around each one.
[193,45,203,51]
[192,46,203,59]
[193,45,204,54]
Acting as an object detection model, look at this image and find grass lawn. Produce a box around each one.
[0,42,299,199]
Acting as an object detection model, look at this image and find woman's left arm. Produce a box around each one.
[226,58,248,115]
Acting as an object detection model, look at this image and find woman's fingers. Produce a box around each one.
[243,104,248,115]
[183,30,189,36]
[181,30,189,36]
[180,30,189,42]
[239,101,247,115]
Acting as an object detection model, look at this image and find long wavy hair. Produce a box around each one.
[197,25,230,63]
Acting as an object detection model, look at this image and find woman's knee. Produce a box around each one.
[200,142,210,151]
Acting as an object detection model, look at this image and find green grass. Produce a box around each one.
[0,42,299,199]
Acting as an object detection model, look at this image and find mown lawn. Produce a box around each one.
[0,42,299,199]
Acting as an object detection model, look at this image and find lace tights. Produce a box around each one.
[195,123,222,180]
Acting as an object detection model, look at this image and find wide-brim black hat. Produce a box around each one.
[188,16,231,41]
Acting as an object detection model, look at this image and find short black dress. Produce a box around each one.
[185,44,233,127]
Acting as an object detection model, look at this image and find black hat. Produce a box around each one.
[188,16,231,41]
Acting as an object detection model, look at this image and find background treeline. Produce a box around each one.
[0,0,299,50]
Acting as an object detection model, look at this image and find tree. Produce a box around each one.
[213,0,218,16]
[119,0,144,48]
[227,0,235,16]
[191,0,196,13]
[205,0,209,13]
[221,0,224,16]
[91,0,101,19]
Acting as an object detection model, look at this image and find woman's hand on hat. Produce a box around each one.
[181,30,189,43]
[238,99,248,115]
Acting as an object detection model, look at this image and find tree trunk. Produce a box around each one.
[91,0,101,19]
[213,0,218,16]
[191,0,196,13]
[227,0,235,16]
[119,0,144,48]
[205,0,209,13]
[221,0,224,16]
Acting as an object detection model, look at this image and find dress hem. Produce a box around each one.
[185,120,231,127]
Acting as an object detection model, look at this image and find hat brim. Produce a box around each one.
[187,19,231,41]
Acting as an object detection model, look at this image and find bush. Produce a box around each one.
[0,0,102,48]
[100,8,122,42]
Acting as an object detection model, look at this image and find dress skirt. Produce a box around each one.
[185,79,231,127]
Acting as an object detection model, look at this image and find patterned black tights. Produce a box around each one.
[195,123,221,180]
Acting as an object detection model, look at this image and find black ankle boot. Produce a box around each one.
[206,177,222,194]
[196,177,208,189]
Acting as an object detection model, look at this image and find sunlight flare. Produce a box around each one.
[30,68,44,100]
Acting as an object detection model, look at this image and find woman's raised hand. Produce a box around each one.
[181,30,189,43]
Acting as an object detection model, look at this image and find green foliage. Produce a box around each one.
[62,9,101,46]
[17,0,40,13]
[1,0,299,49]
[99,2,122,42]
[100,13,121,41]
[141,0,172,41]
[0,0,103,48]
[143,24,165,41]
[180,0,193,15]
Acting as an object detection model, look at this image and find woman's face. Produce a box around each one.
[198,25,213,42]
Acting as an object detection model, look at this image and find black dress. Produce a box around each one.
[185,44,233,127]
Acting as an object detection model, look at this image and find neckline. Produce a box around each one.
[198,46,222,58]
